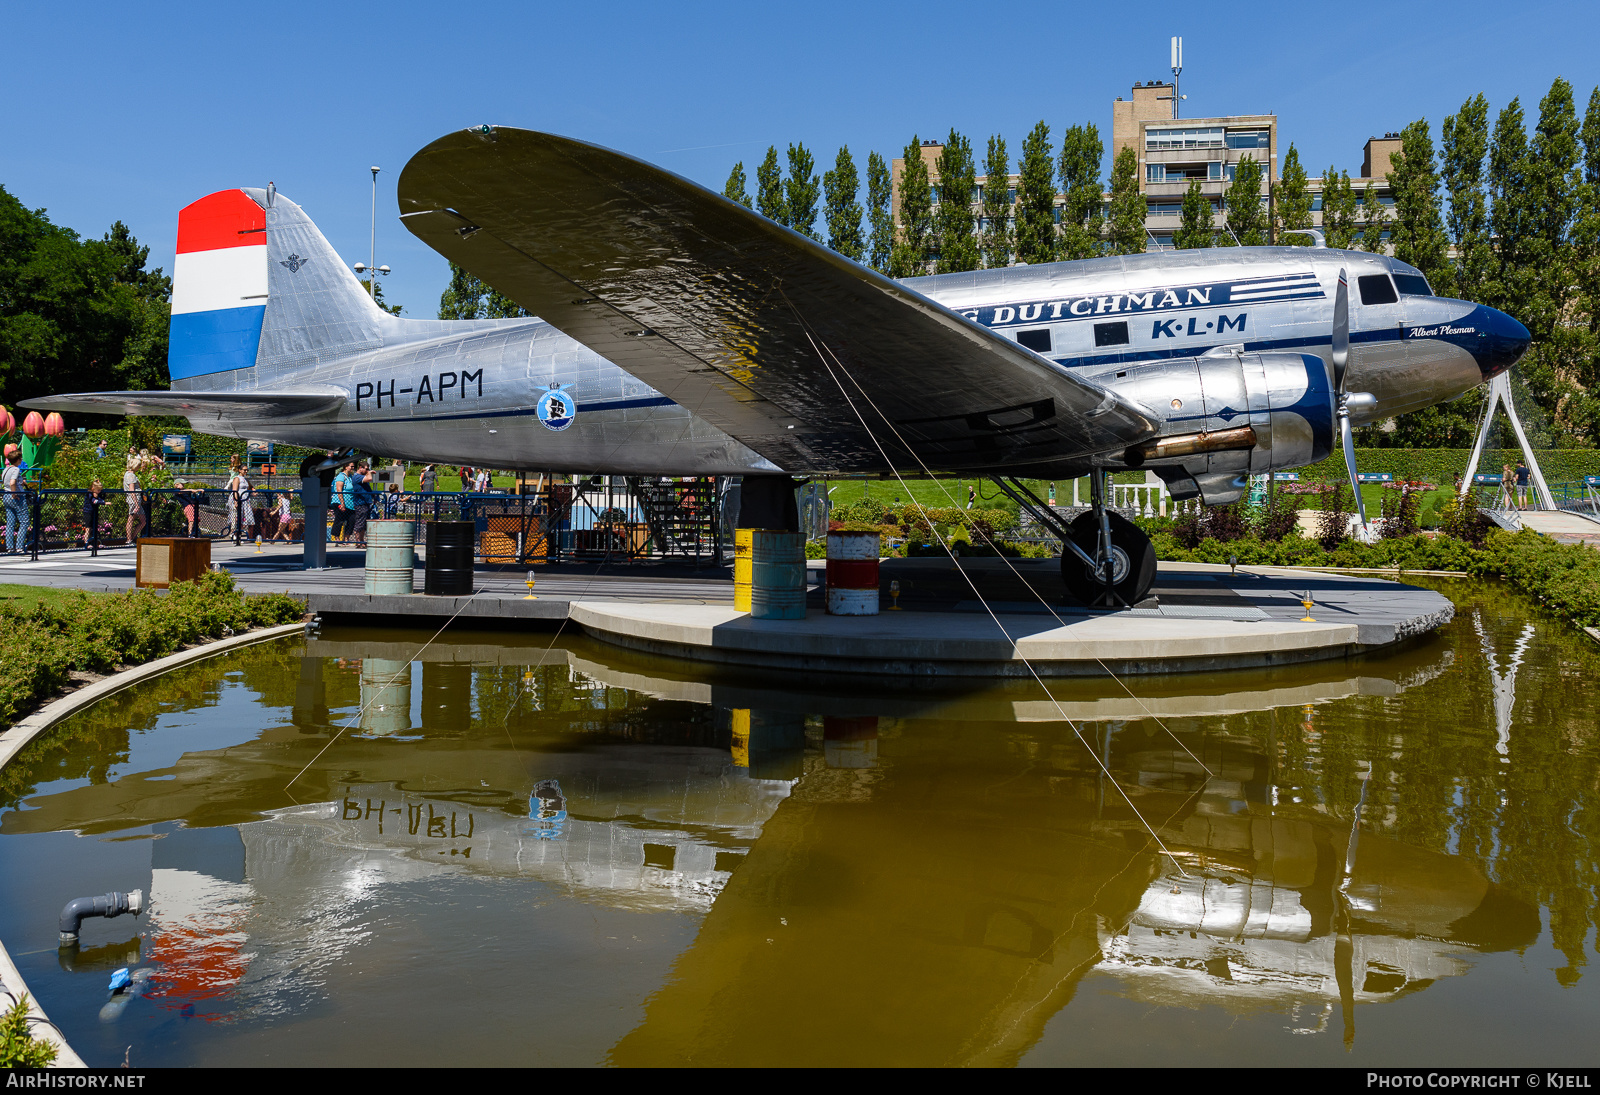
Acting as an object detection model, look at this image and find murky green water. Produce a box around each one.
[2,578,1597,1066]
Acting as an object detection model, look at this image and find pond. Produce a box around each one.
[2,579,1597,1067]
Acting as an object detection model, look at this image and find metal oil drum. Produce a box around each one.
[750,530,806,620]
[734,528,755,612]
[364,519,416,595]
[825,531,880,616]
[424,521,475,596]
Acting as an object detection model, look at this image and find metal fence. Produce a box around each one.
[4,478,728,566]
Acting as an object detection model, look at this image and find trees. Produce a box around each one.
[723,162,751,207]
[1387,119,1450,283]
[1359,182,1389,255]
[823,146,864,261]
[358,277,403,316]
[1277,144,1313,244]
[1173,180,1214,249]
[0,186,171,410]
[1442,94,1493,302]
[867,152,894,274]
[438,262,525,319]
[934,130,979,273]
[1057,123,1104,260]
[1105,146,1147,255]
[890,136,935,278]
[1014,121,1058,264]
[1221,155,1267,245]
[979,136,1013,269]
[785,143,821,240]
[1322,168,1361,249]
[756,146,787,226]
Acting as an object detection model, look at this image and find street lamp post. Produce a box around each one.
[353,166,391,301]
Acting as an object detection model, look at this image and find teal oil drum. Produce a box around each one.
[750,531,806,620]
[364,520,416,594]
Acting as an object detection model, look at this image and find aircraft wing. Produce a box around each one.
[398,127,1156,473]
[19,389,345,423]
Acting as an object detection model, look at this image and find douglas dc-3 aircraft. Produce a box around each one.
[24,126,1531,606]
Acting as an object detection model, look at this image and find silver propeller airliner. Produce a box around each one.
[25,126,1529,605]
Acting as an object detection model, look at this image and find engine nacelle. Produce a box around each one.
[1107,349,1335,504]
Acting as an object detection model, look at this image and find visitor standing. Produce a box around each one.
[175,481,201,538]
[420,464,437,493]
[122,454,142,546]
[273,489,296,541]
[473,467,491,492]
[3,448,28,554]
[350,462,374,546]
[82,480,108,546]
[331,461,356,541]
[94,439,107,460]
[1515,462,1530,509]
[459,466,473,492]
[1501,463,1516,510]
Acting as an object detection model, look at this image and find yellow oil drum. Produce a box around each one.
[734,528,754,611]
[364,520,416,594]
[751,530,806,620]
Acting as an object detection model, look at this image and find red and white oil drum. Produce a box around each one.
[825,531,880,615]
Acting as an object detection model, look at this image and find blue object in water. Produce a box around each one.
[108,967,130,993]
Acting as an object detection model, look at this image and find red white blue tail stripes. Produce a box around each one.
[169,190,268,380]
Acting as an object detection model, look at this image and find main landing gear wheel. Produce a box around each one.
[1061,510,1157,608]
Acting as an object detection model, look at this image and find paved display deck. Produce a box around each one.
[1515,509,1600,548]
[0,546,1455,677]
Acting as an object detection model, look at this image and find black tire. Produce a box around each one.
[1060,510,1157,608]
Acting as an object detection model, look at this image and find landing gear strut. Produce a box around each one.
[989,474,1156,609]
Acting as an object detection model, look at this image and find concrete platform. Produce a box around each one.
[568,562,1454,677]
[0,546,1454,677]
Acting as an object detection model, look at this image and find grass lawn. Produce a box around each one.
[0,584,112,611]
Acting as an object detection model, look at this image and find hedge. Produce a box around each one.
[0,571,305,728]
[1156,528,1600,629]
[1297,448,1600,486]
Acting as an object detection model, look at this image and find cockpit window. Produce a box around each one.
[1358,274,1399,305]
[1393,273,1433,296]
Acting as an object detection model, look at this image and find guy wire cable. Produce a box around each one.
[780,302,1212,778]
[781,297,1191,875]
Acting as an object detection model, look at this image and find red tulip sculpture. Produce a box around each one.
[21,410,64,470]
[0,406,15,446]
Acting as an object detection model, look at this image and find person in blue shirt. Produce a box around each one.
[331,462,356,542]
[350,461,376,546]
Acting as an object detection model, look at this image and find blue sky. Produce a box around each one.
[5,0,1598,316]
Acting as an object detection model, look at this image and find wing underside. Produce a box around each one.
[19,389,345,423]
[398,127,1156,474]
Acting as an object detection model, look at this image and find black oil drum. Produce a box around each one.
[423,521,475,595]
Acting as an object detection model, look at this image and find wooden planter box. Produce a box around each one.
[136,538,212,588]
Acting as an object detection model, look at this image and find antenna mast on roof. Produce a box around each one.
[1170,36,1183,119]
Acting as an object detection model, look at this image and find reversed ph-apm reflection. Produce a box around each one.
[1,586,1595,1067]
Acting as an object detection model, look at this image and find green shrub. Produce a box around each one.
[0,571,305,728]
[0,994,57,1068]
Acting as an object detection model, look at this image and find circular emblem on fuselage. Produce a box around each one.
[537,386,576,431]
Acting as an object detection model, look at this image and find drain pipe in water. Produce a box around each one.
[58,890,143,946]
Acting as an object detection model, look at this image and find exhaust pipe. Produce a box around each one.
[1124,425,1257,467]
[58,890,143,946]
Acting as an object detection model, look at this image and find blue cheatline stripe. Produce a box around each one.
[168,306,266,380]
[350,395,678,426]
[1051,327,1404,370]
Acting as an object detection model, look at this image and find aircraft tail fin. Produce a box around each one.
[170,187,397,390]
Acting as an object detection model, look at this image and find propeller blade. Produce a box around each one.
[1341,409,1367,527]
[1332,268,1350,391]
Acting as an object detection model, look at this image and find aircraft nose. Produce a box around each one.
[1475,306,1531,380]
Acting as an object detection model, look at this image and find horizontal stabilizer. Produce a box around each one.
[20,389,345,422]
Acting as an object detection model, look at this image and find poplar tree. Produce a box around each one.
[1489,98,1532,313]
[439,262,525,319]
[1105,146,1147,255]
[890,136,934,278]
[1387,119,1450,282]
[1276,144,1313,244]
[756,146,787,226]
[1057,123,1104,260]
[979,136,1013,269]
[867,152,894,274]
[1014,121,1058,264]
[1222,155,1266,245]
[723,162,751,208]
[1442,94,1493,302]
[785,143,821,240]
[1584,86,1600,186]
[1359,182,1388,254]
[1321,168,1360,249]
[822,146,864,261]
[934,130,979,273]
[1173,180,1214,248]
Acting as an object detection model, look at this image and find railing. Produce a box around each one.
[6,479,727,566]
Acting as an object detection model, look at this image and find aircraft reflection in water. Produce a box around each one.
[1,631,1545,1060]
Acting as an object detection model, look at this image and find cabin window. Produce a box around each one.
[1393,273,1433,297]
[1093,321,1130,347]
[1017,329,1052,353]
[1358,274,1399,305]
